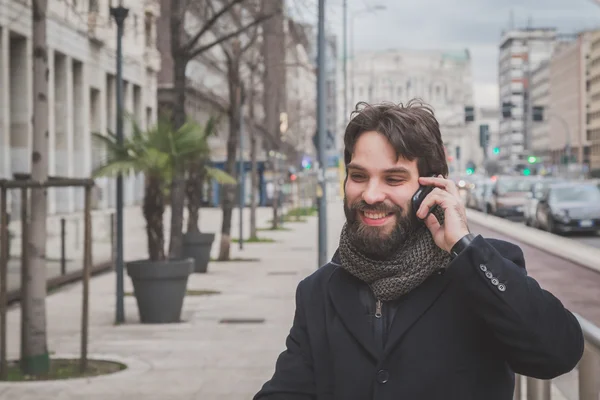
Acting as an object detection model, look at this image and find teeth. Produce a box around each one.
[364,211,387,220]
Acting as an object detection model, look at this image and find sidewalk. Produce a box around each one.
[0,203,345,400]
[0,202,573,399]
[2,205,278,296]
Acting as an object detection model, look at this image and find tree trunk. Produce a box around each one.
[249,90,258,240]
[272,160,279,230]
[218,62,241,261]
[143,175,165,261]
[186,161,205,233]
[22,0,50,375]
[168,29,188,259]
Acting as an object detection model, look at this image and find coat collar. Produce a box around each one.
[327,249,453,359]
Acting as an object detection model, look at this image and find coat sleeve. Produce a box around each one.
[448,235,584,380]
[253,280,316,400]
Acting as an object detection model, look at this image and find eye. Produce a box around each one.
[386,177,405,185]
[350,173,366,182]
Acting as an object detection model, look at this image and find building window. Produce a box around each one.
[89,0,99,12]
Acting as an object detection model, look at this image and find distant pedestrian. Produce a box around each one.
[254,100,583,400]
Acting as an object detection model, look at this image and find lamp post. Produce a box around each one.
[110,3,129,324]
[347,5,386,110]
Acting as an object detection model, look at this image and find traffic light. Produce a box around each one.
[532,106,544,122]
[527,156,537,164]
[289,173,297,182]
[301,156,312,170]
[523,168,531,176]
[479,124,489,148]
[455,146,461,160]
[466,168,474,175]
[464,106,475,122]
[493,147,500,155]
[502,102,512,119]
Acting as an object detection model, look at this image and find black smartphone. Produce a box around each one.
[411,174,439,220]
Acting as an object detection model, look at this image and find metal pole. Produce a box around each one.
[110,5,129,324]
[343,0,348,124]
[524,45,533,172]
[0,187,8,379]
[239,86,245,250]
[80,186,92,373]
[20,188,28,364]
[317,0,328,267]
[526,377,551,400]
[60,218,66,275]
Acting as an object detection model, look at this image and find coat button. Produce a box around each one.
[485,271,493,279]
[376,369,390,384]
[491,278,499,286]
[498,284,506,292]
[479,264,487,272]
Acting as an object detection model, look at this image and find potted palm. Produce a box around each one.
[183,116,235,272]
[92,116,229,323]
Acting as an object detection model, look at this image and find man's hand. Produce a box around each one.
[415,175,470,253]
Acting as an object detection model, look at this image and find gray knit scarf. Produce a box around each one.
[338,208,452,301]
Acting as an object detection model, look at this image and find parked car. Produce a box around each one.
[523,178,564,228]
[536,182,600,234]
[489,176,539,219]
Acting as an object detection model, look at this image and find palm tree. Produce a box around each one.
[92,116,234,261]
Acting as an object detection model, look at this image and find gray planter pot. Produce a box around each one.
[126,258,193,323]
[182,231,215,273]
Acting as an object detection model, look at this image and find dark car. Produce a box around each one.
[536,182,600,234]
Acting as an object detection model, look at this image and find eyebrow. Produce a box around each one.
[346,163,411,175]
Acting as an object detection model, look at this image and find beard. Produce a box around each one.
[343,197,419,260]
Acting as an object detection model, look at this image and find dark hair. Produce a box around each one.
[343,99,449,177]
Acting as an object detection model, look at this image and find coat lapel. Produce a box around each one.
[383,269,453,355]
[328,267,379,360]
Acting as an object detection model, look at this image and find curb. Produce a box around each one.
[466,209,600,274]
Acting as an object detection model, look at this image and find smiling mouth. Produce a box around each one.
[360,210,394,225]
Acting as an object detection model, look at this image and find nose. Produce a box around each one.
[362,181,386,204]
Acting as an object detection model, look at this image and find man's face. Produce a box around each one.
[344,131,421,259]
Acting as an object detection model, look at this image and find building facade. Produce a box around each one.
[348,48,474,175]
[547,34,591,177]
[497,28,556,172]
[530,61,550,164]
[586,31,600,176]
[0,0,160,216]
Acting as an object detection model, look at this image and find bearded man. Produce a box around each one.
[254,100,583,400]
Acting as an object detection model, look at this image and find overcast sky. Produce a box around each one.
[289,0,600,108]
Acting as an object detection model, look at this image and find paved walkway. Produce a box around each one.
[0,203,344,399]
[0,201,578,399]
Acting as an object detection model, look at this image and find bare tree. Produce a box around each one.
[167,0,275,259]
[262,0,286,230]
[246,54,262,240]
[213,3,263,261]
[22,0,50,375]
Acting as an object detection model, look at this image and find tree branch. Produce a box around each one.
[188,9,277,60]
[182,0,245,54]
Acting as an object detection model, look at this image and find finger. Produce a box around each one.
[419,176,460,198]
[424,212,442,232]
[416,189,451,218]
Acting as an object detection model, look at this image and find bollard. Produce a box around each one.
[60,218,66,275]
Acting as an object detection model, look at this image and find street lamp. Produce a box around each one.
[344,4,385,119]
[110,3,129,324]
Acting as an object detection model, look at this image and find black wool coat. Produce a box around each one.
[254,235,584,400]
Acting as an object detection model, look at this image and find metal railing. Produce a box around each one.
[514,313,600,400]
